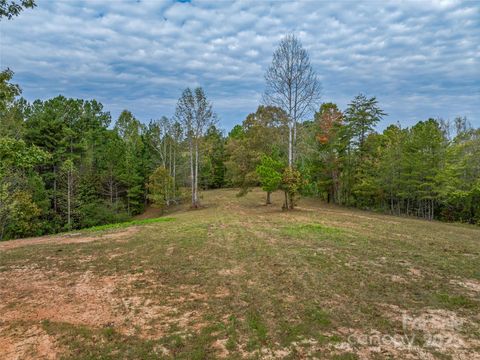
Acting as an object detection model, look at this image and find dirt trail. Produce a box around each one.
[0,227,139,251]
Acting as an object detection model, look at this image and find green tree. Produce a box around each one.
[256,155,283,205]
[0,0,35,19]
[402,119,446,219]
[437,128,480,223]
[115,110,145,215]
[0,137,48,239]
[0,69,21,114]
[58,159,78,230]
[225,105,287,193]
[201,125,226,189]
[344,94,386,151]
[281,167,302,210]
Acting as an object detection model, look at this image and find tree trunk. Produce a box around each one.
[432,199,435,220]
[109,176,113,205]
[169,140,172,176]
[194,140,199,207]
[67,169,71,229]
[0,221,6,241]
[53,165,57,213]
[115,185,119,213]
[127,191,130,216]
[189,138,194,207]
[288,125,293,167]
[172,147,176,201]
[266,191,272,205]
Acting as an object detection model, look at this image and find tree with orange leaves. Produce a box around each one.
[314,103,344,203]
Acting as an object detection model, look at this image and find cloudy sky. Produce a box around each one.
[1,0,479,130]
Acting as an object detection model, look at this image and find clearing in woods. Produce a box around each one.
[0,188,479,359]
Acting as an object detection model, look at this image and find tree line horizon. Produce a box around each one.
[1,6,479,240]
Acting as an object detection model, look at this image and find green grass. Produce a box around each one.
[1,188,479,359]
[84,216,175,232]
[282,223,344,236]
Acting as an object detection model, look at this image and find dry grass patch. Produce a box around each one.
[1,188,479,359]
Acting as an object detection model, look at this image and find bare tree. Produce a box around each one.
[169,120,183,202]
[264,34,321,167]
[148,116,170,168]
[175,87,216,208]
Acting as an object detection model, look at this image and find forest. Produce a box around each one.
[2,68,479,241]
[1,4,479,241]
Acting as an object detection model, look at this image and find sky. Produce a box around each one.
[1,0,479,130]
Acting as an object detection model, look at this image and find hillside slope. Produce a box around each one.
[1,188,479,359]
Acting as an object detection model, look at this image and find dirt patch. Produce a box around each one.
[0,324,59,360]
[212,338,229,358]
[0,266,211,356]
[408,267,423,278]
[0,269,120,328]
[391,274,408,283]
[450,278,480,294]
[214,287,231,298]
[0,227,139,251]
[218,266,245,276]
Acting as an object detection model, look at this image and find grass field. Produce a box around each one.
[0,188,479,359]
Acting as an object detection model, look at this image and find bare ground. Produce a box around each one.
[0,188,479,359]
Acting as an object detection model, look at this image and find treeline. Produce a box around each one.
[306,111,479,222]
[2,30,479,241]
[0,70,227,239]
[224,101,479,224]
[1,68,478,241]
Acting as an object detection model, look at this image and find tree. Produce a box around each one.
[436,128,479,223]
[115,110,145,215]
[175,87,216,208]
[201,125,226,189]
[58,159,78,230]
[281,166,302,210]
[147,166,174,213]
[147,116,171,169]
[264,34,321,167]
[344,94,386,151]
[0,0,35,20]
[0,69,21,115]
[225,105,287,193]
[0,70,27,140]
[256,155,283,205]
[377,124,407,214]
[402,119,446,220]
[314,103,343,203]
[0,137,48,240]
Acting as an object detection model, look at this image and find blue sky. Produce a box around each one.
[1,0,479,130]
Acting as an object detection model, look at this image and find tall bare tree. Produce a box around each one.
[175,87,216,208]
[169,120,182,201]
[264,34,321,167]
[148,116,171,168]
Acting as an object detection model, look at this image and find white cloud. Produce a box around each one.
[0,0,478,129]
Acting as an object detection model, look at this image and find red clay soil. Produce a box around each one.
[0,227,139,251]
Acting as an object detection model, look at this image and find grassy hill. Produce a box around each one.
[1,188,479,359]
